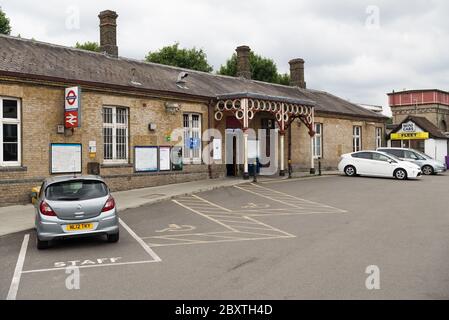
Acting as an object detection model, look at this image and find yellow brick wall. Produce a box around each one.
[0,81,213,205]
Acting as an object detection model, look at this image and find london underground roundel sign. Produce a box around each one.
[66,90,77,106]
[64,86,80,110]
[64,86,81,128]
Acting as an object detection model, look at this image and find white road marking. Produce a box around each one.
[235,183,347,213]
[260,175,335,184]
[147,235,294,247]
[119,218,161,262]
[172,199,239,232]
[7,234,29,300]
[141,231,232,240]
[191,194,233,212]
[21,259,159,274]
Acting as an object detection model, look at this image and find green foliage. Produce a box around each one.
[277,73,291,86]
[0,7,11,35]
[218,52,290,85]
[75,41,100,52]
[145,43,213,72]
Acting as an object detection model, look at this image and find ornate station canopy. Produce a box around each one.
[214,92,316,136]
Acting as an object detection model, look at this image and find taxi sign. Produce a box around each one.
[390,132,429,140]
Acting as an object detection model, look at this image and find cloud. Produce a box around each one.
[1,0,448,115]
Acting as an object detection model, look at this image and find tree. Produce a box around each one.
[145,43,213,72]
[75,41,100,52]
[0,7,11,35]
[277,73,291,86]
[218,52,290,85]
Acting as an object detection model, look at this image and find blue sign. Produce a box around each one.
[191,138,200,149]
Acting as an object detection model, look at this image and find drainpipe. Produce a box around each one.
[288,125,292,177]
[207,99,214,179]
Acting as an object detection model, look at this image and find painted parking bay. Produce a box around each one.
[137,183,346,248]
[19,221,160,277]
[191,182,347,216]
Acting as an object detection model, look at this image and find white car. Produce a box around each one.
[338,150,422,180]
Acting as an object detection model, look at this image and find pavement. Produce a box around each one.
[0,171,337,236]
[2,172,449,299]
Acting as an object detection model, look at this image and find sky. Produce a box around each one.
[2,0,449,116]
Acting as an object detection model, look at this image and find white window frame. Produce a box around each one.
[0,97,21,166]
[102,106,129,164]
[183,113,202,164]
[376,127,382,149]
[353,126,362,152]
[313,123,323,159]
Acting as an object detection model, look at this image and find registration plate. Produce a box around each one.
[65,223,94,231]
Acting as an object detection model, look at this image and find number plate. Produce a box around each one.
[65,223,94,231]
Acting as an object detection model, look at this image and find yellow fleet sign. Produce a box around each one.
[390,132,429,140]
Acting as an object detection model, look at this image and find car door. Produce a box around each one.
[351,152,373,174]
[371,152,396,177]
[404,150,422,166]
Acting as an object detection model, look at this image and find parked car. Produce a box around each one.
[338,150,422,180]
[35,175,119,249]
[377,147,447,175]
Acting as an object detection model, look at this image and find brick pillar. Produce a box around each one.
[236,45,251,79]
[289,58,306,88]
[99,10,118,57]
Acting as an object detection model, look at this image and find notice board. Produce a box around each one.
[159,146,171,171]
[135,146,158,172]
[50,143,82,174]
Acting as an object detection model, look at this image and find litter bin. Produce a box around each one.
[30,186,40,204]
[446,155,449,168]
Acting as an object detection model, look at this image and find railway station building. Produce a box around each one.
[0,10,387,205]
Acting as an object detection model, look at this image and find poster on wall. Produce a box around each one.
[50,143,82,174]
[248,140,258,159]
[213,138,222,160]
[135,146,158,172]
[159,146,171,171]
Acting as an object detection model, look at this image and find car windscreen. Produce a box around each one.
[413,150,432,160]
[46,180,108,201]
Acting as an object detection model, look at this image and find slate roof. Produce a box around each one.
[390,115,448,139]
[0,34,386,120]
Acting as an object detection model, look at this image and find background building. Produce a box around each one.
[387,89,449,162]
[388,89,449,132]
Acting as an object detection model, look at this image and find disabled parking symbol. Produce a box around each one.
[156,224,196,233]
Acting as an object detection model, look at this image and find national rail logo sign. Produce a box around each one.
[64,111,79,128]
[64,86,81,128]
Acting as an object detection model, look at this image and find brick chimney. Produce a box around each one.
[236,45,251,79]
[289,58,306,88]
[99,10,118,57]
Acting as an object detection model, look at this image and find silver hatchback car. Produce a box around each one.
[35,175,119,249]
[377,147,447,175]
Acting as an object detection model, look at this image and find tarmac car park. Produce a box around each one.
[2,173,449,300]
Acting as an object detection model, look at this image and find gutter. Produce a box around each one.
[0,71,212,104]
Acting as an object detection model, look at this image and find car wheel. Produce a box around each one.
[344,165,357,177]
[107,232,119,243]
[422,165,434,175]
[37,238,50,250]
[394,168,407,180]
